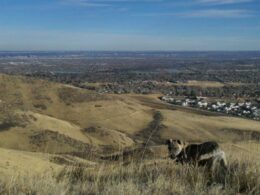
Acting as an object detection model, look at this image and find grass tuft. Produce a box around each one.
[1,155,259,195]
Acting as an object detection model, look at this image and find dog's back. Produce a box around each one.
[166,139,227,170]
[184,141,220,162]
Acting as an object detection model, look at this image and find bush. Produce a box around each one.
[0,104,23,131]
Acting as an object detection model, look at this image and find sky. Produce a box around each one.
[0,0,260,51]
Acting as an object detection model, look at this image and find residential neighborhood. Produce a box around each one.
[161,95,260,121]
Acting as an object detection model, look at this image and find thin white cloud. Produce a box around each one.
[197,0,253,5]
[63,0,110,7]
[62,0,163,7]
[135,9,253,18]
[180,9,253,18]
[61,0,255,9]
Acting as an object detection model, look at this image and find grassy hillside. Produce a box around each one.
[131,94,260,142]
[1,145,259,195]
[1,74,260,151]
[0,74,152,153]
[0,147,61,178]
[0,74,259,194]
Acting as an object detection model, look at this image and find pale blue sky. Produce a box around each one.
[0,0,259,51]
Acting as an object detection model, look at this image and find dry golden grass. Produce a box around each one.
[83,126,135,148]
[1,74,260,152]
[160,109,260,142]
[0,148,62,178]
[171,80,247,88]
[0,74,150,152]
[0,74,260,194]
[175,80,225,88]
[0,146,259,195]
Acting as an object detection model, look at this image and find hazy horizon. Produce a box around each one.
[0,0,260,51]
[0,49,260,53]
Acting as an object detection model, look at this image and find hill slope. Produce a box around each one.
[1,74,260,153]
[0,74,260,194]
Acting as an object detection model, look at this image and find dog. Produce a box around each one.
[166,139,227,171]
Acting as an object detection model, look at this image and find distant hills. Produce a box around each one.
[1,51,260,59]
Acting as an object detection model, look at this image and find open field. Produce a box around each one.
[174,80,225,88]
[171,80,247,88]
[0,74,259,194]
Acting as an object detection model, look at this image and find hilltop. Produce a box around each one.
[0,74,259,194]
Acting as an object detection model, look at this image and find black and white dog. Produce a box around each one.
[166,139,227,171]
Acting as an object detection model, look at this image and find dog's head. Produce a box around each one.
[165,139,185,159]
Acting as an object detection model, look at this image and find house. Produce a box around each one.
[217,101,226,107]
[239,102,245,107]
[185,98,197,106]
[198,101,208,108]
[161,96,174,103]
[182,102,188,107]
[175,99,182,105]
[254,109,260,117]
[225,107,232,113]
[211,104,218,110]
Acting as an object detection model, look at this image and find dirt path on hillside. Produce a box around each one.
[131,95,223,117]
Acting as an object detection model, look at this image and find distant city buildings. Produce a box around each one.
[161,95,260,121]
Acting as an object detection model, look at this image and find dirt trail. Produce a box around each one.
[133,95,223,117]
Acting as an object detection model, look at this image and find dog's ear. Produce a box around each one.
[165,139,172,145]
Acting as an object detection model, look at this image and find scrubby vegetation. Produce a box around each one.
[0,74,259,195]
[0,154,259,195]
[0,104,25,131]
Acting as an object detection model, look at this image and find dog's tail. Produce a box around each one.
[219,151,228,170]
